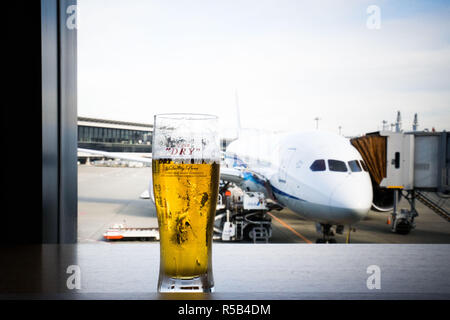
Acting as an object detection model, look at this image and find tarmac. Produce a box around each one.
[78,165,450,244]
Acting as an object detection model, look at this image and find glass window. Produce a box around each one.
[93,127,99,141]
[328,159,347,172]
[348,160,362,172]
[359,160,369,172]
[310,159,326,172]
[89,127,94,142]
[82,126,86,141]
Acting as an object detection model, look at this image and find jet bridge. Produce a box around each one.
[352,131,450,234]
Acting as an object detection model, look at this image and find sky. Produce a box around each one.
[77,0,450,137]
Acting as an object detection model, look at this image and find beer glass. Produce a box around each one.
[152,113,220,292]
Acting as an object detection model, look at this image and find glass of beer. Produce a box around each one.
[152,113,220,292]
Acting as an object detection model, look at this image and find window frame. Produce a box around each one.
[310,159,327,172]
[348,160,362,172]
[41,0,78,243]
[328,159,348,172]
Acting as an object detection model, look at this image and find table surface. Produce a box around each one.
[1,243,450,300]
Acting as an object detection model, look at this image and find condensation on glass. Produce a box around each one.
[152,113,220,293]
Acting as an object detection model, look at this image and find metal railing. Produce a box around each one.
[415,191,450,222]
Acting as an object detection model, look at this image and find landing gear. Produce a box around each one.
[390,189,417,235]
[316,238,337,243]
[315,224,337,244]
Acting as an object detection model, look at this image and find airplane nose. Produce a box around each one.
[329,177,372,223]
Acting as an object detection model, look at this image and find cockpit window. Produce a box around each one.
[348,160,362,172]
[310,159,326,172]
[359,160,369,172]
[328,160,347,172]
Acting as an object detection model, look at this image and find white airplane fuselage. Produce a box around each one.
[224,130,373,225]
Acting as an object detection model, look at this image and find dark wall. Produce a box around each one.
[4,1,78,243]
[5,2,44,243]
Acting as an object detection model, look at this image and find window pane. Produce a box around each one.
[82,126,87,141]
[348,160,362,172]
[310,159,326,172]
[328,160,347,172]
[359,160,369,172]
[93,127,98,141]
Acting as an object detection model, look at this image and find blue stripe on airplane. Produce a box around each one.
[271,185,306,202]
[243,171,306,202]
[225,154,306,202]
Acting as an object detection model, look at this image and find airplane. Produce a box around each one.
[220,129,373,242]
[79,126,384,243]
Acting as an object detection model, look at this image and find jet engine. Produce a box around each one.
[371,183,400,212]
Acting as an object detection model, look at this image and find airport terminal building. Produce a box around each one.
[78,117,153,153]
[78,117,232,161]
[77,117,153,164]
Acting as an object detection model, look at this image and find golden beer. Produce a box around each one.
[152,159,220,279]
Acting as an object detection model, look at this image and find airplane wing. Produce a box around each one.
[219,167,244,184]
[78,148,245,182]
[78,148,152,163]
[79,148,278,205]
